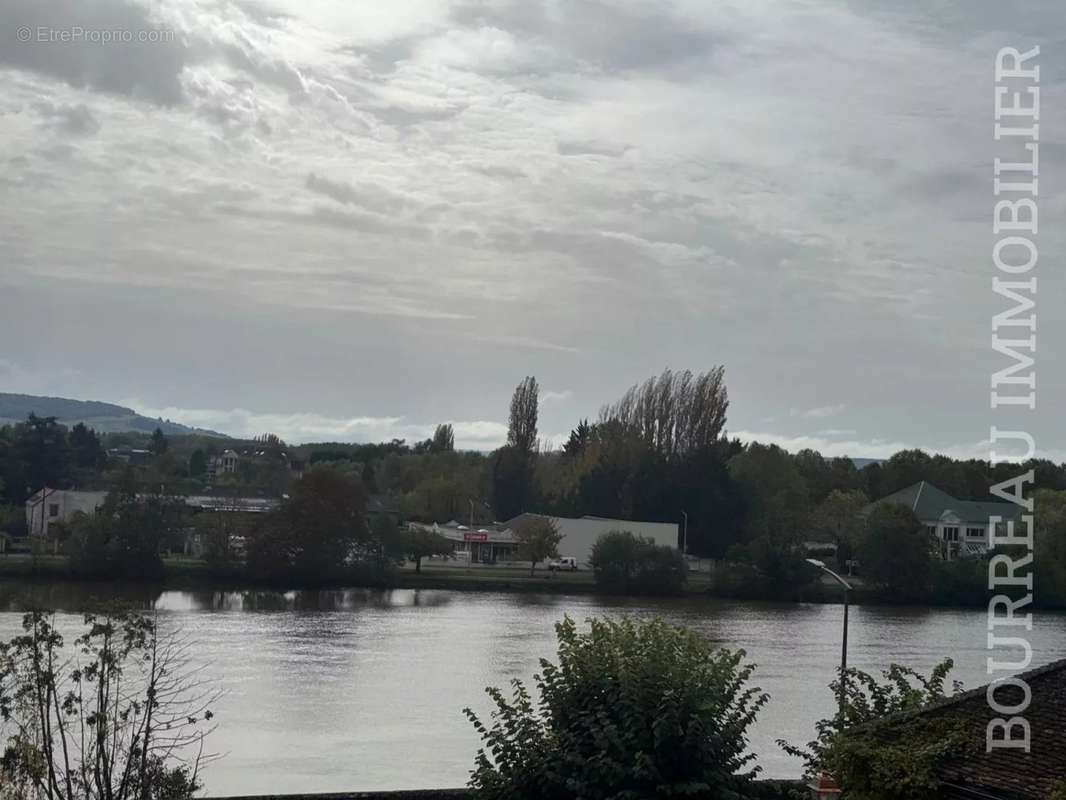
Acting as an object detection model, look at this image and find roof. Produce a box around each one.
[851,657,1066,800]
[935,658,1066,799]
[867,481,1023,525]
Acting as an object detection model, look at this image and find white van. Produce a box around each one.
[549,556,579,572]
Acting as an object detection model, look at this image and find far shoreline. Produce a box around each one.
[1,553,1054,611]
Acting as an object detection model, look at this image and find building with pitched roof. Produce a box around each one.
[865,481,1023,560]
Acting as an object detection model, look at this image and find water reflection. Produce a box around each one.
[0,581,1063,796]
[153,587,456,612]
[0,579,163,612]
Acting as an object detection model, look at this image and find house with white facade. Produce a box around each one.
[25,487,279,540]
[866,481,1023,560]
[207,450,239,480]
[25,488,109,538]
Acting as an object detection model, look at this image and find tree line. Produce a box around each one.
[4,369,1066,604]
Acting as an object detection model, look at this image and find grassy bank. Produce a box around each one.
[0,553,1007,609]
[0,553,721,597]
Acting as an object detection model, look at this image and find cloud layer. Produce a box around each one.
[1,0,1063,458]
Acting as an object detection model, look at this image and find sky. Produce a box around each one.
[0,0,1063,456]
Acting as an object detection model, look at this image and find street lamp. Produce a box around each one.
[806,558,852,719]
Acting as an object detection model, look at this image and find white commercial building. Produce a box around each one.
[423,514,679,568]
[25,487,279,538]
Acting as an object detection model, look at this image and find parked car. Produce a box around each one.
[549,556,579,572]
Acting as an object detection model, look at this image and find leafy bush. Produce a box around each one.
[857,503,935,601]
[465,616,768,800]
[590,530,687,594]
[246,466,368,581]
[779,659,970,800]
[66,483,183,579]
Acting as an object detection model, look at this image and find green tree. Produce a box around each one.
[728,443,810,541]
[369,513,405,578]
[67,476,183,579]
[189,449,208,478]
[589,529,686,594]
[599,367,728,457]
[68,422,106,470]
[513,515,561,576]
[507,376,539,454]
[465,616,768,800]
[561,418,592,457]
[878,449,933,495]
[813,489,868,571]
[431,423,455,453]
[246,467,368,580]
[857,503,935,601]
[15,414,71,497]
[492,377,539,519]
[727,443,811,595]
[1034,489,1066,607]
[401,526,453,573]
[150,426,169,456]
[361,460,378,493]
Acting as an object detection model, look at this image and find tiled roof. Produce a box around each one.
[933,658,1066,799]
[867,481,1023,525]
[852,658,1066,799]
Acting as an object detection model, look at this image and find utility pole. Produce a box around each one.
[681,510,688,555]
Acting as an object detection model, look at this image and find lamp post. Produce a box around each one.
[806,558,852,719]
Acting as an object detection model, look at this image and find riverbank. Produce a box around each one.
[206,781,805,800]
[0,552,1008,608]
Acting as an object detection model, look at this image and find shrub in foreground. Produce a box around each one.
[465,616,768,800]
[779,659,968,800]
[0,610,218,800]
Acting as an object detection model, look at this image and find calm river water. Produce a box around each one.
[1,582,1064,796]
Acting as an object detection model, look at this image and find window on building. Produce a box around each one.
[966,527,984,539]
[943,526,959,542]
[926,525,937,538]
[48,504,59,518]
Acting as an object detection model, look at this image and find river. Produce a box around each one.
[1,582,1063,796]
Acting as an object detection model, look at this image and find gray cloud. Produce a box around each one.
[2,0,1064,458]
[1,0,188,104]
[305,172,409,215]
[33,101,100,135]
[451,0,719,73]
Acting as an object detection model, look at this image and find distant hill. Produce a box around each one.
[850,457,886,469]
[0,393,226,437]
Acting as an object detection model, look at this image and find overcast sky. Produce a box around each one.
[1,0,1063,456]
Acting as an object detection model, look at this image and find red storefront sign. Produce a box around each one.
[463,532,489,542]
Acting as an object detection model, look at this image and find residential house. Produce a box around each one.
[865,481,1024,560]
[25,488,109,538]
[207,449,239,480]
